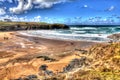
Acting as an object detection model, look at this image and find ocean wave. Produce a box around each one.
[70,27,97,30]
[19,30,111,42]
[18,26,120,42]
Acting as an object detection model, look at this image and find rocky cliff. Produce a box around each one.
[0,22,69,31]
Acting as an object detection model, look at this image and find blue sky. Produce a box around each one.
[0,0,120,24]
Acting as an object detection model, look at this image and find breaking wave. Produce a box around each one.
[19,26,120,42]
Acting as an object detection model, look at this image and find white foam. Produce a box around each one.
[70,27,97,30]
[26,30,109,38]
[18,30,111,42]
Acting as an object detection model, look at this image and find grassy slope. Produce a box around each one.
[47,42,120,80]
[0,22,69,31]
[0,22,47,26]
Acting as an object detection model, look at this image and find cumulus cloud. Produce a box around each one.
[9,0,24,14]
[9,0,71,14]
[9,0,32,14]
[106,6,115,11]
[0,8,6,15]
[24,0,33,10]
[108,6,115,11]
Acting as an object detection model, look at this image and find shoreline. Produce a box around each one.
[18,30,111,43]
[16,31,101,49]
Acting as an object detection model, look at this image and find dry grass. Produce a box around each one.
[45,42,120,80]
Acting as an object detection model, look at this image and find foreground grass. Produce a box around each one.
[46,71,120,80]
[46,42,120,80]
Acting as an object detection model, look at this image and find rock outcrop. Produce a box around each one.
[63,57,88,72]
[108,33,120,41]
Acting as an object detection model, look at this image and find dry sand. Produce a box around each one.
[0,31,99,79]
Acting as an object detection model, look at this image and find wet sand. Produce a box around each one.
[17,32,98,53]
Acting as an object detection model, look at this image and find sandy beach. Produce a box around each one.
[1,0,120,79]
[0,31,99,79]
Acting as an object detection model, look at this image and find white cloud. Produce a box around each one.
[33,0,66,8]
[106,6,115,11]
[0,8,6,15]
[0,15,28,22]
[9,0,71,14]
[83,5,88,8]
[108,6,115,11]
[9,0,24,14]
[34,15,41,22]
[0,0,4,2]
[0,15,42,22]
[24,0,33,10]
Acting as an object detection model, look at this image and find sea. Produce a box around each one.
[20,25,120,42]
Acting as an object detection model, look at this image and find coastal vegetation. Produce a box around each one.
[43,42,120,80]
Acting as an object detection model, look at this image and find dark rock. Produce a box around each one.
[36,56,56,62]
[27,75,37,79]
[63,56,87,72]
[75,49,88,54]
[23,75,38,80]
[39,64,48,71]
[44,70,54,76]
[10,77,22,80]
